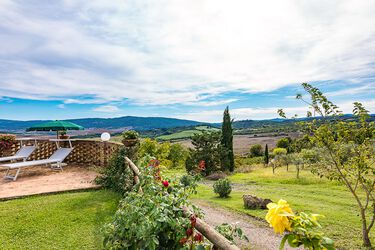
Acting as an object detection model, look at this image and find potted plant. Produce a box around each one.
[122,130,139,147]
[59,130,70,139]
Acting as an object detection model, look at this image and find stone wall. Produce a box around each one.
[0,140,123,167]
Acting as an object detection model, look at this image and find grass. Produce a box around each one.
[157,126,219,141]
[0,190,120,250]
[167,166,373,249]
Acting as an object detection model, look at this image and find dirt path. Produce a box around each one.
[194,200,300,250]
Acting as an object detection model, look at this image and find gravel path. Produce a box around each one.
[195,200,300,250]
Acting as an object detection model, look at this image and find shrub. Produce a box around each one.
[249,144,263,157]
[272,147,287,157]
[213,178,232,198]
[95,147,134,195]
[102,157,210,249]
[122,130,139,139]
[168,143,188,168]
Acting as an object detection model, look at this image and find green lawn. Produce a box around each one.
[0,190,120,250]
[166,166,373,249]
[157,126,219,141]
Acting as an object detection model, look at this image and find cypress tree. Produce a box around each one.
[264,144,269,165]
[221,106,235,172]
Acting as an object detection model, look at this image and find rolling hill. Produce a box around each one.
[0,116,206,132]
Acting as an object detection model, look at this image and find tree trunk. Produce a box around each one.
[360,208,372,247]
[286,164,289,171]
[272,166,275,174]
[296,165,300,179]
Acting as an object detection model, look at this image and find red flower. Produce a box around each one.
[194,233,203,242]
[198,160,206,171]
[186,228,193,236]
[179,237,188,245]
[190,215,197,228]
[162,180,169,188]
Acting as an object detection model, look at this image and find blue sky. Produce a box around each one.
[0,0,374,122]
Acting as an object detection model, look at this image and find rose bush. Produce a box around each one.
[102,156,211,249]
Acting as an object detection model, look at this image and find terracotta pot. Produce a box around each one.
[122,138,138,147]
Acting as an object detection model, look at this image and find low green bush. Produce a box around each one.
[213,178,232,198]
[95,147,134,195]
[102,157,210,249]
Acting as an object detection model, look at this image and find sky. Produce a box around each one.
[0,0,374,122]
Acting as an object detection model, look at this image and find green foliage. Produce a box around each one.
[185,131,223,175]
[276,137,292,152]
[221,106,235,172]
[213,178,232,198]
[280,83,375,247]
[102,157,205,250]
[250,144,263,157]
[264,144,269,165]
[122,130,139,139]
[215,223,248,243]
[280,212,335,250]
[139,139,188,168]
[180,174,200,190]
[95,147,135,195]
[169,143,189,168]
[273,147,287,156]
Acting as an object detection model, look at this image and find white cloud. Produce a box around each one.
[92,105,120,113]
[0,0,374,105]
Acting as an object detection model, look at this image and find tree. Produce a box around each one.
[221,106,235,172]
[186,131,222,175]
[279,83,375,247]
[271,148,287,174]
[276,137,292,152]
[168,143,188,168]
[264,144,269,165]
[250,144,263,157]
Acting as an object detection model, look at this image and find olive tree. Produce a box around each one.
[279,83,375,247]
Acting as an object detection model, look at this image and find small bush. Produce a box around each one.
[95,147,134,195]
[249,144,263,157]
[213,178,232,198]
[122,130,139,139]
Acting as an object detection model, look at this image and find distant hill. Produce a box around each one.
[0,116,205,132]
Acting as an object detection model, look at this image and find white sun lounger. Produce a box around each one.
[0,148,73,181]
[0,146,36,163]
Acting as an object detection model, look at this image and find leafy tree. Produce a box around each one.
[279,83,375,247]
[186,131,223,175]
[168,143,189,168]
[221,107,235,172]
[271,148,287,174]
[139,138,158,157]
[264,144,269,165]
[250,144,263,157]
[276,137,292,152]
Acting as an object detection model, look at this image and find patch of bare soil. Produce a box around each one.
[0,165,99,199]
[195,200,301,250]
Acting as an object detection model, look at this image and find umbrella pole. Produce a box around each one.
[56,130,59,139]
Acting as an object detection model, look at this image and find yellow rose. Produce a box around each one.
[265,199,294,234]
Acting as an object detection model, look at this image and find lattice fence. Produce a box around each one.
[0,140,123,167]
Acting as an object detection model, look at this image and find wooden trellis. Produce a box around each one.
[0,139,122,167]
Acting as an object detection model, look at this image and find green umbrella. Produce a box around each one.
[26,120,84,138]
